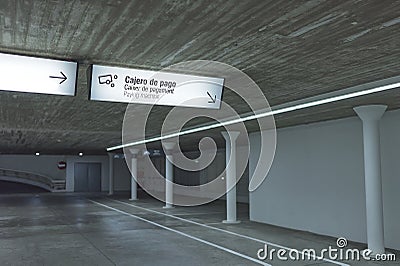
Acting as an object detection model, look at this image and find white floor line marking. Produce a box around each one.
[205,222,226,225]
[89,200,271,266]
[168,212,225,216]
[111,199,348,266]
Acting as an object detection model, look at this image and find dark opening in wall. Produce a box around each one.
[0,180,48,194]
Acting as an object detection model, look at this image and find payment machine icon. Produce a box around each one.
[98,74,118,87]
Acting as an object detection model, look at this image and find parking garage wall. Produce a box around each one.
[249,109,400,250]
[65,156,131,192]
[113,157,131,191]
[0,155,66,180]
[0,155,132,193]
[140,149,250,203]
[180,148,249,203]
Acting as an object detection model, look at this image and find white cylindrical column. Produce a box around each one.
[108,153,114,195]
[129,148,140,201]
[354,105,387,255]
[163,142,175,209]
[221,131,241,224]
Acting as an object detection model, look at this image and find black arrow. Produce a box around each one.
[49,71,67,84]
[207,91,217,103]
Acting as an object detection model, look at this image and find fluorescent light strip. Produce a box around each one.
[107,82,400,151]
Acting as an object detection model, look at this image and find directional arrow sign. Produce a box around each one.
[89,65,224,109]
[49,71,67,84]
[0,53,77,96]
[207,91,217,103]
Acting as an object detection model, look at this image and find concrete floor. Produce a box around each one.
[0,192,398,266]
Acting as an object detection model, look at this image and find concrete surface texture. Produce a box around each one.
[0,1,400,154]
[0,192,398,266]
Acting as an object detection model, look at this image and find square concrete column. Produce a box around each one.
[221,131,240,224]
[129,148,140,201]
[108,153,114,195]
[354,105,387,255]
[163,142,175,209]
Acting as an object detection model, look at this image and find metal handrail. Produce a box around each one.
[0,168,66,190]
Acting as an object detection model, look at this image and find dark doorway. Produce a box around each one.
[74,163,101,192]
[0,180,48,194]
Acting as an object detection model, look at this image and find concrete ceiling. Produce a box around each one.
[0,0,400,154]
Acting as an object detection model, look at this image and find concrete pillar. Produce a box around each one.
[129,148,140,201]
[163,142,175,209]
[221,131,240,224]
[354,105,387,255]
[108,153,114,195]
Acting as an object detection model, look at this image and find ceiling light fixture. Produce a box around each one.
[107,81,400,151]
[35,152,40,156]
[78,152,83,157]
